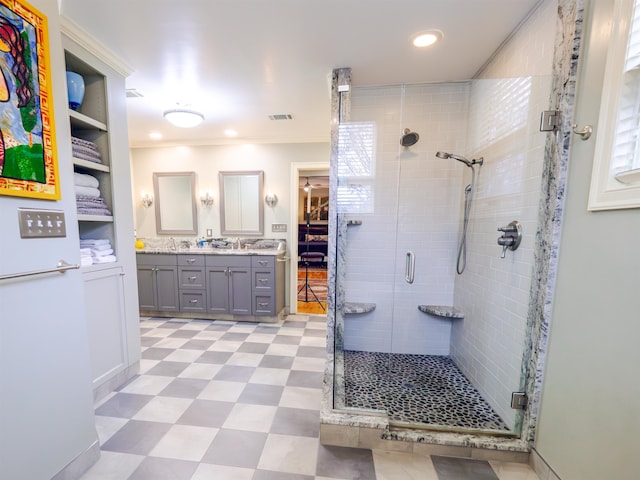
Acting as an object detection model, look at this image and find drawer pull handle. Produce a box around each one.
[189,299,198,304]
[258,302,269,307]
[187,258,196,264]
[188,276,197,281]
[259,279,268,283]
[258,260,268,265]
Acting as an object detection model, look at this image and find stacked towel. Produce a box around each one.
[71,136,102,164]
[74,172,112,216]
[79,248,93,267]
[80,239,117,265]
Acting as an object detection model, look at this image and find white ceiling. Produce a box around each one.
[60,0,540,148]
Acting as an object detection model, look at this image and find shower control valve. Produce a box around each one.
[497,221,522,259]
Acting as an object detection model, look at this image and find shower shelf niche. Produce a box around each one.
[343,302,376,315]
[418,305,464,319]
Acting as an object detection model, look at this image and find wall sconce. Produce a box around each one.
[142,192,153,208]
[200,192,214,208]
[265,192,278,207]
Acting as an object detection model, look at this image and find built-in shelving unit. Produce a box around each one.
[65,49,116,263]
[62,29,140,401]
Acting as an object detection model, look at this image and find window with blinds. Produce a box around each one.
[588,0,640,210]
[611,0,640,176]
[336,121,376,213]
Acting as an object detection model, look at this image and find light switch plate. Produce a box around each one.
[272,223,287,232]
[18,208,66,238]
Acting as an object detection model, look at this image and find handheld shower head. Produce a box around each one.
[435,151,482,168]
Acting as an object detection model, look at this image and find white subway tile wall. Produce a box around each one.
[342,84,470,354]
[451,0,557,429]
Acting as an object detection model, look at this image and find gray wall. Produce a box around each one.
[535,1,640,478]
[0,3,98,478]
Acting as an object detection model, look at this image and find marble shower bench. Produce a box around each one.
[343,302,376,315]
[418,305,465,319]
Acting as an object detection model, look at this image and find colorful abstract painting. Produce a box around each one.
[0,0,58,199]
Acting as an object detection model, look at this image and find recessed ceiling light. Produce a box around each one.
[149,132,162,140]
[411,30,443,48]
[224,129,238,137]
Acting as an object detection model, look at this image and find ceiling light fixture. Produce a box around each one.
[224,129,238,137]
[303,178,311,192]
[411,30,443,48]
[163,108,204,128]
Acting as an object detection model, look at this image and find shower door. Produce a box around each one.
[334,82,530,435]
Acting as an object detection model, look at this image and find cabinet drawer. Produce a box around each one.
[206,255,251,268]
[136,253,176,266]
[253,294,274,315]
[178,267,205,289]
[180,291,207,312]
[178,254,205,267]
[253,270,274,291]
[251,256,274,268]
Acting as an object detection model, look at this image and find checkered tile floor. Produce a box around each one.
[80,314,541,480]
[80,314,378,480]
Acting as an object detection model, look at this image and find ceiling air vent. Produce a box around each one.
[268,114,293,120]
[125,89,144,98]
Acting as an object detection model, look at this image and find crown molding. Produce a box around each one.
[60,15,134,77]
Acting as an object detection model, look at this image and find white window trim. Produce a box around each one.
[588,0,640,210]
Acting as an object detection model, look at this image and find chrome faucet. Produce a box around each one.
[168,236,177,251]
[236,237,241,250]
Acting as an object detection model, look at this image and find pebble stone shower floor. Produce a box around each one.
[344,351,509,431]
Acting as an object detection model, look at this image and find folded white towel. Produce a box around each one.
[89,243,112,251]
[80,256,94,267]
[75,185,100,197]
[91,248,114,257]
[73,172,100,188]
[79,248,92,255]
[92,255,117,264]
[80,238,110,246]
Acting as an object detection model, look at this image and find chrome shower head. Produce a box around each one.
[435,151,481,168]
[400,128,420,147]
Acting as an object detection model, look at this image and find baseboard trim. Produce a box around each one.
[530,448,562,480]
[93,361,140,403]
[51,439,100,480]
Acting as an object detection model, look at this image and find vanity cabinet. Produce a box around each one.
[136,252,284,320]
[136,254,179,312]
[178,255,207,313]
[206,256,252,315]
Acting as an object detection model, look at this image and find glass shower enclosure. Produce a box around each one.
[331,79,549,436]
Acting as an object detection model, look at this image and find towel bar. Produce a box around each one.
[0,260,79,281]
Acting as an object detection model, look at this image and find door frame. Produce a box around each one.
[289,161,330,314]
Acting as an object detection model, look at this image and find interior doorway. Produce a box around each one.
[289,163,330,314]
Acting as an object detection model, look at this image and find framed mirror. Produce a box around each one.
[153,172,198,235]
[219,170,264,235]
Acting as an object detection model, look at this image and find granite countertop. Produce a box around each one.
[136,238,286,256]
[136,247,285,256]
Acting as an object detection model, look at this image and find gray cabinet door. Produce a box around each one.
[137,265,158,310]
[156,265,179,311]
[207,266,230,313]
[229,266,252,314]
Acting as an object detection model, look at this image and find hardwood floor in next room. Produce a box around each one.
[297,266,327,315]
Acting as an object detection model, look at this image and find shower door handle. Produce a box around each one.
[405,251,415,284]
